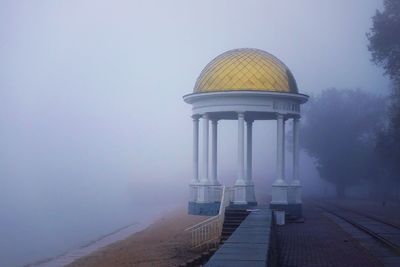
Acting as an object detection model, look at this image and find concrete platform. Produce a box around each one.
[188,201,220,216]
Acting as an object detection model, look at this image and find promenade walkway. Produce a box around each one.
[276,203,383,267]
[205,206,272,267]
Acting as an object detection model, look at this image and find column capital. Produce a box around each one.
[293,116,300,122]
[276,113,284,120]
[191,114,200,121]
[211,118,219,125]
[202,113,209,119]
[246,119,254,125]
[237,112,245,118]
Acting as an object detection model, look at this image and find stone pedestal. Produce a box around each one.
[197,184,211,203]
[210,185,222,202]
[270,184,302,218]
[271,184,288,205]
[286,185,302,218]
[189,184,198,202]
[288,185,302,204]
[188,184,223,216]
[188,202,220,216]
[233,184,257,206]
[233,185,246,205]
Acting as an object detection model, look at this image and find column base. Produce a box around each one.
[233,184,257,205]
[189,184,198,202]
[270,203,303,219]
[190,184,224,203]
[188,184,223,216]
[287,185,302,204]
[194,184,222,203]
[196,184,211,203]
[271,184,288,205]
[210,185,223,202]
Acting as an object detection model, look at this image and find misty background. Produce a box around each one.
[0,1,390,266]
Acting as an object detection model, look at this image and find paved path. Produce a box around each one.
[206,207,271,267]
[276,203,383,267]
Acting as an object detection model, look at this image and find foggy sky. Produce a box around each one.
[0,1,389,266]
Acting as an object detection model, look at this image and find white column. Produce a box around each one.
[271,113,288,205]
[288,117,301,205]
[246,120,253,184]
[235,112,245,186]
[197,113,210,203]
[292,117,300,186]
[201,113,209,184]
[192,115,200,184]
[275,114,286,185]
[211,119,219,185]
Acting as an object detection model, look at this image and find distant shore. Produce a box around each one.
[66,207,207,267]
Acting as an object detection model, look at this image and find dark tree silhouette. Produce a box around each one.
[367,0,400,84]
[374,93,400,199]
[368,0,400,199]
[300,89,385,198]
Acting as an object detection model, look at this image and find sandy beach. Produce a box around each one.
[67,208,208,267]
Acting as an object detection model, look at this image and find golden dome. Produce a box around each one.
[194,48,298,94]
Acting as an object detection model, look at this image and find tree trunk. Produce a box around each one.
[336,184,346,199]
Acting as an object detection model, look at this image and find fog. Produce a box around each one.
[0,1,390,266]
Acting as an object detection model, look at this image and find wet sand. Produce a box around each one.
[67,208,208,267]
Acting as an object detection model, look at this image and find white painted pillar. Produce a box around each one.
[275,114,286,185]
[235,112,246,186]
[246,120,253,184]
[292,117,300,186]
[271,113,288,205]
[211,119,219,185]
[201,113,209,184]
[192,115,199,184]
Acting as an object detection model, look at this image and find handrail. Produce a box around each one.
[185,186,233,248]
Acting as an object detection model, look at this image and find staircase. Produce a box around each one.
[221,208,250,242]
[180,206,250,266]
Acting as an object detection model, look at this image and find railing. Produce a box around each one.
[185,186,234,249]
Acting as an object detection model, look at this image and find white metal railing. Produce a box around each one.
[185,186,234,249]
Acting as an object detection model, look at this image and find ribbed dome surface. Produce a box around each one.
[194,48,298,94]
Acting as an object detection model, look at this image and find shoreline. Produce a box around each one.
[32,220,151,267]
[67,207,208,267]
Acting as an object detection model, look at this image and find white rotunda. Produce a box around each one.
[184,48,308,217]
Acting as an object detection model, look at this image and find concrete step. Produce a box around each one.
[219,209,250,242]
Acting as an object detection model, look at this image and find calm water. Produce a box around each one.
[0,186,184,267]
